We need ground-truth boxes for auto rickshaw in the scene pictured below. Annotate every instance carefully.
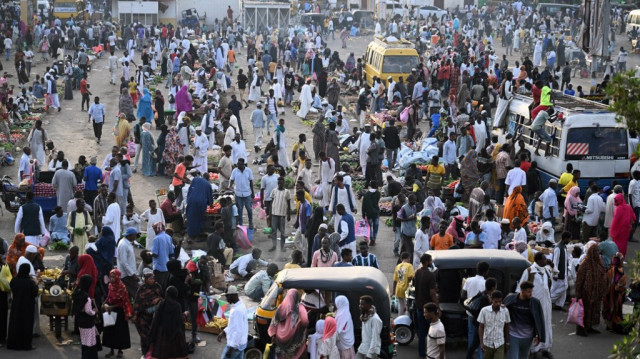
[247,267,396,359]
[427,249,530,342]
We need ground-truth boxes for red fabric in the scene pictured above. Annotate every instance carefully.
[531,85,542,104]
[76,254,98,298]
[106,268,133,320]
[531,105,549,121]
[610,193,636,257]
[80,79,88,94]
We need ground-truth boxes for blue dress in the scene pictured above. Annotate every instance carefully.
[141,131,156,176]
[136,89,155,123]
[185,177,213,237]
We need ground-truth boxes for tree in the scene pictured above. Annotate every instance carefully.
[605,69,640,135]
[609,251,640,358]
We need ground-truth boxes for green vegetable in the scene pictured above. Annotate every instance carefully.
[137,235,147,247]
[385,218,394,227]
[50,241,70,251]
[73,228,86,236]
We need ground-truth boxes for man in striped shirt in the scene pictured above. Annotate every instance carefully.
[352,241,379,268]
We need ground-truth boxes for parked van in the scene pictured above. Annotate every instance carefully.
[626,9,640,34]
[495,93,630,192]
[364,36,420,86]
[536,3,580,17]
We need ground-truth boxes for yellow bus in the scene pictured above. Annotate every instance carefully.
[53,0,84,19]
[363,36,419,86]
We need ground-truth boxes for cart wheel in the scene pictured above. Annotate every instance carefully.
[244,347,262,359]
[393,324,414,346]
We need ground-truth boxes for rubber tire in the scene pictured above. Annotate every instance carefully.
[244,347,262,359]
[394,324,414,346]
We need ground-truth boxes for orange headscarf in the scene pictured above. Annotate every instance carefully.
[503,186,529,229]
[6,233,26,275]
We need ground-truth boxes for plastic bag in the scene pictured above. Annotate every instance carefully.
[127,141,136,158]
[354,219,371,241]
[258,208,266,220]
[313,185,324,200]
[0,264,11,292]
[567,298,584,327]
[399,106,410,123]
[234,226,252,250]
[103,311,118,327]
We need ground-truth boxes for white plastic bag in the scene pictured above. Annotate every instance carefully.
[103,311,117,327]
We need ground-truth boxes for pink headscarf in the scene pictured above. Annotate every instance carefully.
[563,186,582,216]
[322,316,337,342]
[175,85,193,114]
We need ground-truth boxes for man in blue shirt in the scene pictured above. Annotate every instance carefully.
[151,222,174,290]
[88,96,105,144]
[230,158,255,228]
[83,156,102,208]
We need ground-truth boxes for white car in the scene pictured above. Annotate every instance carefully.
[417,5,447,20]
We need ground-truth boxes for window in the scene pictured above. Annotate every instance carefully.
[565,127,628,160]
[382,55,419,74]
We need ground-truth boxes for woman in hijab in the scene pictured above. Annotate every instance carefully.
[574,245,608,337]
[268,290,309,359]
[503,186,529,229]
[335,295,356,359]
[161,126,183,176]
[87,226,115,301]
[118,87,134,118]
[6,233,26,275]
[154,90,165,128]
[141,123,157,176]
[149,286,189,359]
[603,253,627,333]
[73,274,100,359]
[307,319,325,359]
[312,117,326,161]
[64,57,74,100]
[305,207,325,266]
[6,263,38,350]
[563,186,583,240]
[536,221,555,246]
[156,124,169,175]
[429,207,445,238]
[76,254,98,299]
[174,85,193,121]
[133,272,163,356]
[137,88,155,124]
[423,195,445,216]
[459,149,480,202]
[102,269,132,357]
[515,65,528,90]
[610,193,636,257]
[114,114,131,148]
[319,316,340,359]
[533,40,543,67]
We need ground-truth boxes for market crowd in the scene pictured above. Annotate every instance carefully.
[0,1,637,359]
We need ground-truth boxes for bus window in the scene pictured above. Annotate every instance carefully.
[565,127,628,160]
[382,55,419,74]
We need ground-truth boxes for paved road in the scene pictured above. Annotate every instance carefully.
[0,28,637,359]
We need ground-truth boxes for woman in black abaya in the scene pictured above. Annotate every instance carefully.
[6,263,38,350]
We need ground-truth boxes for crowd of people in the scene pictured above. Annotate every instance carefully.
[0,1,637,359]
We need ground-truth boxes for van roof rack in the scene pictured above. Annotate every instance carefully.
[513,92,609,113]
[372,36,415,48]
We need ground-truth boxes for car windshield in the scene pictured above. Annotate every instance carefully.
[565,127,628,160]
[382,55,419,74]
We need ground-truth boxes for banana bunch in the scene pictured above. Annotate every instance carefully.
[65,289,73,295]
[41,268,62,280]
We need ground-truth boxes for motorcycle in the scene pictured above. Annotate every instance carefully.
[392,286,416,345]
[0,175,25,214]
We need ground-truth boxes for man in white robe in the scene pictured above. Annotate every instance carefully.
[102,193,122,240]
[550,234,570,309]
[27,121,47,169]
[517,252,553,353]
[296,80,314,118]
[193,127,209,174]
[355,124,372,177]
[319,154,336,207]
